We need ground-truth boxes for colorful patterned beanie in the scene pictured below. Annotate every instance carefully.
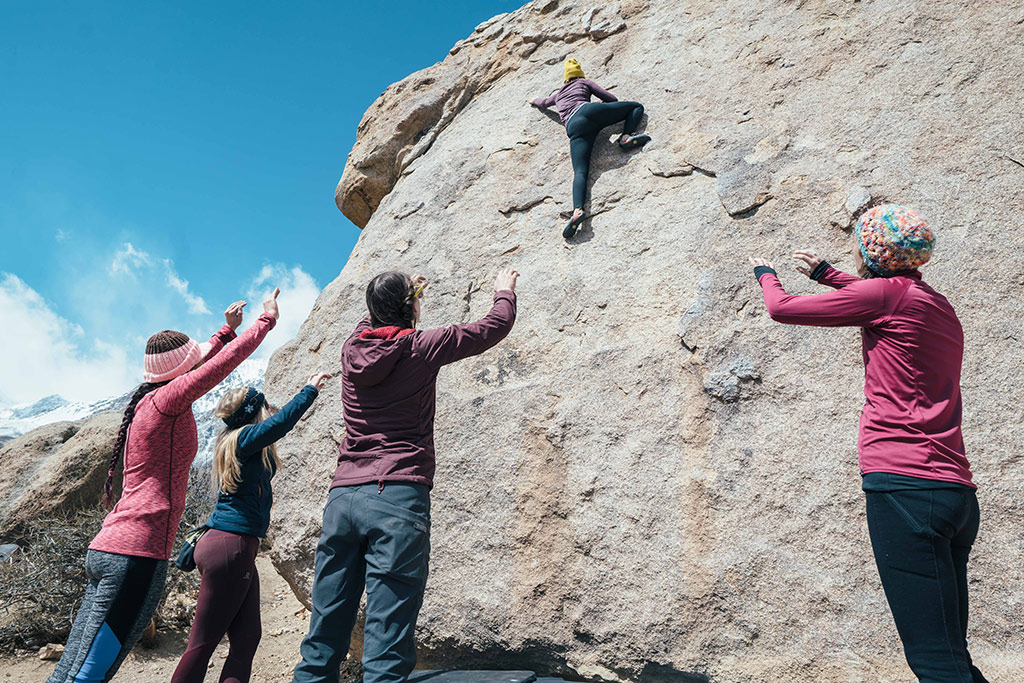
[855,205,934,276]
[143,330,212,383]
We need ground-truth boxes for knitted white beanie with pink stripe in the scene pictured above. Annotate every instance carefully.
[143,330,213,383]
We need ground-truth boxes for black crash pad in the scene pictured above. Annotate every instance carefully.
[408,672,539,683]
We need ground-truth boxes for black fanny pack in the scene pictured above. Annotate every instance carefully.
[174,525,210,572]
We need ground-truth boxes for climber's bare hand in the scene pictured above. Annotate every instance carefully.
[793,250,822,277]
[749,257,775,269]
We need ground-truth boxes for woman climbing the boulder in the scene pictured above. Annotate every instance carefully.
[292,267,519,683]
[171,372,330,683]
[749,206,987,683]
[47,290,281,683]
[530,57,650,239]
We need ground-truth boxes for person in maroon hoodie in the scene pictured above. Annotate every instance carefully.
[292,268,519,683]
[750,205,987,683]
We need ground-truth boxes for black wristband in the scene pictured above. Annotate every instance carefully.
[753,266,777,282]
[809,261,831,281]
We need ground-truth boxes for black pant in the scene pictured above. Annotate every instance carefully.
[865,488,987,682]
[565,101,644,209]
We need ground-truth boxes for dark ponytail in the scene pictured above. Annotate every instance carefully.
[104,381,168,509]
[365,271,416,329]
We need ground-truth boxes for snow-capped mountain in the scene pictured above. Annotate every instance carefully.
[0,359,267,466]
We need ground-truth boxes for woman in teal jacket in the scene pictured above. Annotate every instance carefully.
[172,373,330,683]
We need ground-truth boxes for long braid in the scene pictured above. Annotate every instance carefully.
[104,381,168,509]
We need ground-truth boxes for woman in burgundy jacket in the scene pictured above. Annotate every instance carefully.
[750,205,987,682]
[292,268,518,683]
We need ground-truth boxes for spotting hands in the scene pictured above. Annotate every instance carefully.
[494,268,519,293]
[793,250,823,277]
[263,287,281,320]
[411,273,428,297]
[307,373,332,391]
[224,301,246,331]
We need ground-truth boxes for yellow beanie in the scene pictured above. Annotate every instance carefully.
[563,58,585,83]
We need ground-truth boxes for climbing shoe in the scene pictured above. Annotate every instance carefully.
[619,134,651,149]
[563,211,585,239]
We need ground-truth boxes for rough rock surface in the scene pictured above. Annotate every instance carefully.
[0,412,121,540]
[269,1,1024,680]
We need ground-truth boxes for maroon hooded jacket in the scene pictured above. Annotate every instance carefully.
[332,290,517,490]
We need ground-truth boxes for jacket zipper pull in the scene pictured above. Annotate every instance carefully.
[378,480,384,494]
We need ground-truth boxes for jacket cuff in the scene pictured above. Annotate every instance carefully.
[215,325,238,344]
[257,312,278,329]
[810,261,831,281]
[753,266,777,283]
[494,290,517,302]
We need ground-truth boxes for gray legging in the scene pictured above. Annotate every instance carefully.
[565,100,645,209]
[47,550,167,683]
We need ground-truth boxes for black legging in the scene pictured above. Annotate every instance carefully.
[865,487,987,682]
[565,101,644,209]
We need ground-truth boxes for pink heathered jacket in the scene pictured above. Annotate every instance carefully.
[756,266,974,487]
[90,313,276,560]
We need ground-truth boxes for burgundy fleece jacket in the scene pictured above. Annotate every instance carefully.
[756,266,974,487]
[332,291,517,490]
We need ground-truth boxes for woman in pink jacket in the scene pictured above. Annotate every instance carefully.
[750,206,987,682]
[47,290,281,683]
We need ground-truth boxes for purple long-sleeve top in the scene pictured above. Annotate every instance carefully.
[332,291,517,490]
[533,78,617,124]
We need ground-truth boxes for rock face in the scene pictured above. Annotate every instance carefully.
[268,1,1024,680]
[0,412,121,540]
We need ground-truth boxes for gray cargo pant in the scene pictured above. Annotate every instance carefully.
[293,482,431,683]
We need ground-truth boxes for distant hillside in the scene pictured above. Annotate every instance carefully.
[0,359,267,466]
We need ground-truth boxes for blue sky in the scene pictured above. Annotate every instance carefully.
[0,1,521,406]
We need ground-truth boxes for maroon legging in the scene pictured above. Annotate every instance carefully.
[171,529,261,683]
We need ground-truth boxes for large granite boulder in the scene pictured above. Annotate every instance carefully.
[266,1,1024,680]
[0,412,121,540]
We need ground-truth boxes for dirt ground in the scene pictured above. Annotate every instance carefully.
[1,555,317,682]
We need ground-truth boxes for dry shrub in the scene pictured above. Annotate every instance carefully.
[0,464,216,649]
[0,507,105,649]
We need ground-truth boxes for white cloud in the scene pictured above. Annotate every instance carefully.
[108,242,210,314]
[164,263,211,315]
[244,264,321,361]
[0,273,139,406]
[110,241,152,276]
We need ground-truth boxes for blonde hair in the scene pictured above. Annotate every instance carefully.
[212,387,280,494]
